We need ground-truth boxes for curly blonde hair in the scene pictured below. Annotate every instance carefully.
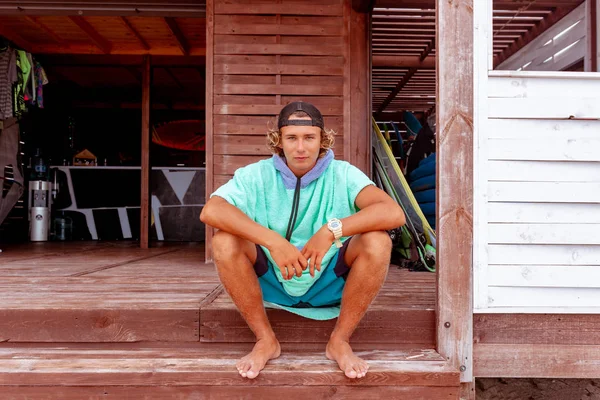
[266,111,335,158]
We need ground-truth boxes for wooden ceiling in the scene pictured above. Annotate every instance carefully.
[0,2,207,109]
[0,0,587,115]
[0,15,206,55]
[30,55,206,110]
[373,0,586,118]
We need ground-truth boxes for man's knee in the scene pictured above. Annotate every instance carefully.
[212,231,247,264]
[360,231,392,262]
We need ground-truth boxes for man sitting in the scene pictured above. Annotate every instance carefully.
[200,101,405,379]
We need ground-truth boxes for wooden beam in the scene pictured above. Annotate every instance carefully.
[124,66,142,84]
[164,67,184,89]
[0,26,33,50]
[204,0,214,262]
[352,0,375,13]
[0,1,205,17]
[35,54,206,67]
[377,0,584,8]
[461,382,476,400]
[494,6,573,67]
[372,55,435,68]
[436,0,474,385]
[474,314,600,345]
[140,55,151,249]
[23,16,63,44]
[69,16,112,54]
[474,344,600,378]
[70,101,205,110]
[591,0,598,71]
[376,39,434,114]
[164,17,190,56]
[44,66,79,86]
[121,17,151,51]
[375,68,417,114]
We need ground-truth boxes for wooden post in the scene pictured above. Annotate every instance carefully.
[586,0,599,71]
[204,0,214,261]
[436,0,474,385]
[349,5,371,175]
[140,54,151,249]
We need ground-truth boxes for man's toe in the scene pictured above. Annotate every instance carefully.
[237,362,250,377]
[345,368,358,379]
[247,368,260,379]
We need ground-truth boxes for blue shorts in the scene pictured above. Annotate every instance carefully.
[253,239,352,309]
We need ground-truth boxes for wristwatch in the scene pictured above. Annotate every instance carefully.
[327,218,343,248]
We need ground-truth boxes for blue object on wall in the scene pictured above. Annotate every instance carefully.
[409,174,436,193]
[419,202,436,216]
[419,153,436,167]
[403,111,422,138]
[409,161,436,182]
[414,189,436,203]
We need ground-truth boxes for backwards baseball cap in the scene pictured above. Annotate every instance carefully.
[277,101,324,130]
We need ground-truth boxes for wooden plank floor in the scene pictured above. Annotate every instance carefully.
[0,242,218,342]
[0,343,459,399]
[0,242,455,399]
[0,242,435,345]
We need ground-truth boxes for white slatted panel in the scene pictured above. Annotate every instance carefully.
[488,203,600,223]
[488,287,600,308]
[488,182,600,203]
[489,265,600,288]
[489,73,600,98]
[488,160,600,182]
[488,97,600,119]
[488,244,600,265]
[488,118,600,140]
[475,72,600,312]
[489,224,600,245]
[488,138,600,161]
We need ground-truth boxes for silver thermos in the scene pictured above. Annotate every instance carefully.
[29,180,52,241]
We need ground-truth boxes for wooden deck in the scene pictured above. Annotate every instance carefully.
[0,242,457,398]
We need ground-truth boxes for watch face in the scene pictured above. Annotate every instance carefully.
[329,221,341,229]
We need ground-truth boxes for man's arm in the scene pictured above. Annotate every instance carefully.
[200,196,308,278]
[200,195,279,248]
[301,185,404,276]
[340,185,405,236]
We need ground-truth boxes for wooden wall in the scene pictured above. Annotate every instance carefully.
[474,313,600,378]
[205,0,370,256]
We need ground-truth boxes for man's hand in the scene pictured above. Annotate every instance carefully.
[268,236,308,280]
[301,225,334,277]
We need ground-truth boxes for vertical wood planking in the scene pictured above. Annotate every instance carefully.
[140,55,151,249]
[436,0,474,384]
[349,7,370,174]
[205,0,215,261]
[343,0,352,163]
[592,0,599,71]
[206,0,368,260]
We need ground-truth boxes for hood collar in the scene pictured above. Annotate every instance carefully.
[273,149,334,189]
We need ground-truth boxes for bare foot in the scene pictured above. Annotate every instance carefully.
[236,337,281,379]
[326,337,369,379]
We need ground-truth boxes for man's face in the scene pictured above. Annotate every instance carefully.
[279,116,322,178]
